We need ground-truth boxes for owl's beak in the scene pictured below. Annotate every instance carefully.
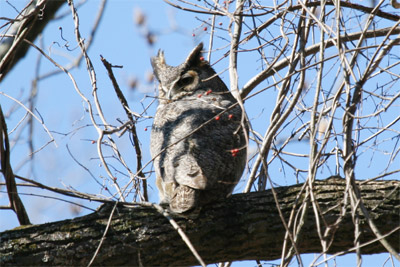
[165,86,175,100]
[166,85,179,100]
[166,89,172,100]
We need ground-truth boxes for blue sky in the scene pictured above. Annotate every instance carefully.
[0,1,399,266]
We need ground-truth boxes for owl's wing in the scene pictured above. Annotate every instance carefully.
[173,154,208,190]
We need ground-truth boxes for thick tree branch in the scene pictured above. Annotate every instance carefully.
[0,0,65,82]
[0,178,399,266]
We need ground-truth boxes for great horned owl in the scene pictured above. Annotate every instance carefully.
[150,43,248,213]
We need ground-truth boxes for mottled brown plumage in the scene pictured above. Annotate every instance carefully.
[150,43,248,213]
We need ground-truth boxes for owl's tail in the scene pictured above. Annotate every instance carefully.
[170,185,200,213]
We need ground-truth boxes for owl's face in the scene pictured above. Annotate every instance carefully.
[151,43,209,101]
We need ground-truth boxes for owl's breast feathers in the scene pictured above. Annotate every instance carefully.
[151,93,246,190]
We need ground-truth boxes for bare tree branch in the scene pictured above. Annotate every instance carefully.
[240,26,400,99]
[0,0,65,82]
[0,105,30,225]
[0,178,398,266]
[100,56,148,202]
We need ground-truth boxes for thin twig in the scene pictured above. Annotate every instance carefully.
[87,201,118,267]
[153,204,206,267]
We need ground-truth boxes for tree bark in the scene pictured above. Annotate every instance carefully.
[0,178,399,266]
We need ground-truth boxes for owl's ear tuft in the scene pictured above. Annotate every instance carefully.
[151,50,166,81]
[184,43,204,68]
[157,50,166,65]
